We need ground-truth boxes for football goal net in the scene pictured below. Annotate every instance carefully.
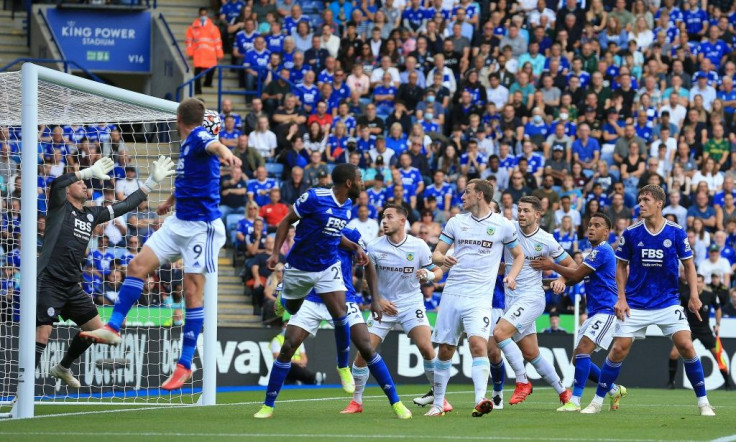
[0,64,219,419]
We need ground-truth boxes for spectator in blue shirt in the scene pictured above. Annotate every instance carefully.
[572,123,601,171]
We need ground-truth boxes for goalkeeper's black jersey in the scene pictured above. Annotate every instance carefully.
[38,172,147,284]
[678,281,720,332]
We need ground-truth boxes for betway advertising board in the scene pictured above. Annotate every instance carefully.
[10,326,733,398]
[44,8,151,73]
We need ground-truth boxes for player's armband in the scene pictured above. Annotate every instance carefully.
[504,238,519,249]
[439,233,453,244]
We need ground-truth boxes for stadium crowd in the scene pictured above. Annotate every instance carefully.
[212,0,736,322]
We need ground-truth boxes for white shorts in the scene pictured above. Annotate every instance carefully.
[289,300,365,336]
[144,215,226,274]
[366,302,430,341]
[502,295,545,341]
[613,305,690,340]
[576,313,617,351]
[281,261,346,300]
[432,294,492,346]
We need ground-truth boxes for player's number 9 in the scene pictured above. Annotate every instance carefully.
[193,244,202,259]
[483,317,490,327]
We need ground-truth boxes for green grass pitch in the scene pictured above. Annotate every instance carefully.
[0,385,733,441]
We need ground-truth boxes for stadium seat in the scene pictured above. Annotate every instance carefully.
[226,214,245,246]
[265,162,284,178]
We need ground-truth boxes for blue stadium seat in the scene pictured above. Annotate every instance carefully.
[226,214,245,245]
[265,162,284,178]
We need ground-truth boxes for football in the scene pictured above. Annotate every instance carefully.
[202,110,222,136]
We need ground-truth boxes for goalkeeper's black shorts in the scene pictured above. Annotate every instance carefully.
[36,272,98,327]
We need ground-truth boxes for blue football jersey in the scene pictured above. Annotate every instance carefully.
[306,227,364,304]
[615,220,693,310]
[175,126,221,222]
[492,273,505,310]
[424,183,453,211]
[581,241,617,316]
[288,188,352,272]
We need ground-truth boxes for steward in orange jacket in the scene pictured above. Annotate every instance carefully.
[186,13,224,69]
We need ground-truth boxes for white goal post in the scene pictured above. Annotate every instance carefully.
[4,63,219,419]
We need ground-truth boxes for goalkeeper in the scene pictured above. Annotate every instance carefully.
[36,155,175,388]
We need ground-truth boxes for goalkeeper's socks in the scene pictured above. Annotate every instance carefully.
[366,353,400,405]
[107,277,144,332]
[60,332,92,369]
[264,360,291,407]
[683,357,707,398]
[490,359,505,393]
[595,357,622,398]
[573,354,592,398]
[179,307,204,370]
[333,315,350,369]
[35,342,47,369]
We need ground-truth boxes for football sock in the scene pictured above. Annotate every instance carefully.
[572,354,591,400]
[423,359,435,386]
[498,338,527,383]
[587,362,618,395]
[107,277,144,332]
[367,354,399,405]
[472,357,491,404]
[35,342,47,369]
[531,354,566,394]
[683,357,707,398]
[60,332,92,369]
[264,360,291,407]
[668,358,678,384]
[490,360,506,393]
[333,315,350,369]
[179,307,204,370]
[588,361,600,383]
[351,364,370,404]
[432,359,452,409]
[594,357,622,400]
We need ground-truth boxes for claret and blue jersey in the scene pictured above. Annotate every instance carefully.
[287,187,352,272]
[615,220,693,310]
[175,126,221,222]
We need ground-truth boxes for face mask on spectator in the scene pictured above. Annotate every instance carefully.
[426,95,435,103]
[533,115,543,124]
[559,112,569,120]
[425,113,434,120]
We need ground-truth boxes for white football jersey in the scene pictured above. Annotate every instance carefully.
[440,212,517,298]
[368,234,433,310]
[504,222,568,299]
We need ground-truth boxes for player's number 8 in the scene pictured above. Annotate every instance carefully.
[415,309,424,319]
[193,244,202,259]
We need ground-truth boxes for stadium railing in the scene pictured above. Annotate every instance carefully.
[158,12,189,74]
[175,66,297,112]
[0,57,104,83]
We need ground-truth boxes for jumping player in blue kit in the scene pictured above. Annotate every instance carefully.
[532,212,627,412]
[82,98,242,390]
[578,185,716,416]
[254,164,412,419]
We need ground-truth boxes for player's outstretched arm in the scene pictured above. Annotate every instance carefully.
[206,140,243,168]
[504,243,525,290]
[340,236,368,266]
[48,157,114,209]
[530,257,592,285]
[267,208,299,269]
[101,156,177,223]
[615,259,631,321]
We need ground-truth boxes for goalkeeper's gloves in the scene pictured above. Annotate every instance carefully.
[142,155,176,193]
[79,157,114,181]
